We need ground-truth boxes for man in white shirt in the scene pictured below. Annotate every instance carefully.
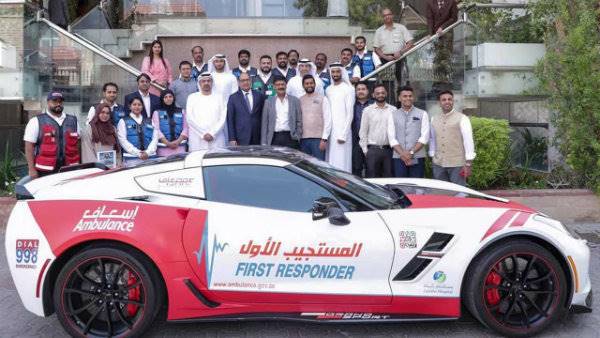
[359,84,396,178]
[186,72,228,150]
[261,76,302,148]
[429,90,476,186]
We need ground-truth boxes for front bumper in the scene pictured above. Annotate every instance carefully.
[567,238,593,313]
[571,289,593,313]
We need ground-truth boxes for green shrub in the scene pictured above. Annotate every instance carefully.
[467,117,511,189]
[532,0,600,193]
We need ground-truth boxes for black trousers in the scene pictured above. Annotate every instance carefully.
[352,137,366,177]
[272,131,299,149]
[365,146,393,178]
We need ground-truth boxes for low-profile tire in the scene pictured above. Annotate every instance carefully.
[463,240,568,337]
[53,245,164,337]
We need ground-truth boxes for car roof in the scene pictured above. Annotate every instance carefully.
[203,146,310,165]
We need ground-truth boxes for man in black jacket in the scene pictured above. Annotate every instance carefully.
[124,73,161,119]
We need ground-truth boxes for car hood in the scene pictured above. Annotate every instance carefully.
[366,177,510,203]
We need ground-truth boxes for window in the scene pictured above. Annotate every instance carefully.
[203,165,335,212]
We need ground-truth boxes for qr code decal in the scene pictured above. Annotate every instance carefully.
[398,231,417,249]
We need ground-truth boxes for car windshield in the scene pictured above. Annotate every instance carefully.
[294,158,402,210]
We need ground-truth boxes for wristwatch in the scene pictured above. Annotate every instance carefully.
[409,150,415,157]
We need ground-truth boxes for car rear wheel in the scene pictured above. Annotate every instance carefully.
[53,245,163,337]
[464,240,568,337]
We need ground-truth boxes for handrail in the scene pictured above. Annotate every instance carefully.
[360,17,465,81]
[458,2,528,10]
[36,11,165,92]
[360,2,528,82]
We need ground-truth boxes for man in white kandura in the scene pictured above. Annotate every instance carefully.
[286,58,324,98]
[326,62,356,172]
[208,54,239,103]
[185,72,227,150]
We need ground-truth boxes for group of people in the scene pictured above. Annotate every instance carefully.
[24,4,471,186]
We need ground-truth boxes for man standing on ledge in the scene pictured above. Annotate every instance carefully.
[373,8,414,86]
[429,90,475,186]
[426,0,459,88]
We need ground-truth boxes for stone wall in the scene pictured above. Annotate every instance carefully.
[0,3,24,69]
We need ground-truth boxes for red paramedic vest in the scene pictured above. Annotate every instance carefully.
[34,113,80,172]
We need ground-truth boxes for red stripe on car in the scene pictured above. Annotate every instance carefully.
[36,259,51,298]
[481,210,519,242]
[509,212,531,227]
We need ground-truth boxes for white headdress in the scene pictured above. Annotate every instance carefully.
[329,61,351,85]
[196,71,213,91]
[208,54,232,74]
[295,58,318,78]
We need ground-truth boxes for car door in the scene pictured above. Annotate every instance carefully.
[182,163,394,305]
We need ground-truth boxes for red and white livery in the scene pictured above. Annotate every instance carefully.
[5,147,592,337]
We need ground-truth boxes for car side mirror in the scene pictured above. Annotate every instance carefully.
[312,197,350,226]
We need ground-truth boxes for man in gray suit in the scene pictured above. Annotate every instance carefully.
[261,76,302,148]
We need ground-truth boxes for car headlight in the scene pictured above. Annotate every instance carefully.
[533,214,581,239]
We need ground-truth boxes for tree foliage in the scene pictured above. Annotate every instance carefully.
[462,0,545,43]
[533,0,600,192]
[294,0,400,29]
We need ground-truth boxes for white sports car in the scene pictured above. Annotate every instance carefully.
[5,147,592,337]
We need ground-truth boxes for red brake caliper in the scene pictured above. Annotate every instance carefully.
[126,272,140,316]
[485,269,502,305]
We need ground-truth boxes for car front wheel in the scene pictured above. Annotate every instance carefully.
[464,240,568,337]
[53,245,163,337]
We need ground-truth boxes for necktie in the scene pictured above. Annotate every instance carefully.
[244,92,252,113]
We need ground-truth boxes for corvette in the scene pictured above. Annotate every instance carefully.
[5,147,592,337]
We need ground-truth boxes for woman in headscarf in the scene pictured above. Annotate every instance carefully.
[82,102,122,167]
[152,89,189,156]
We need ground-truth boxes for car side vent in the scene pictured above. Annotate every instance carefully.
[393,257,432,281]
[421,233,454,252]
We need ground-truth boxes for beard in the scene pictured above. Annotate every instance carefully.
[261,67,271,73]
[51,105,64,114]
[375,96,386,103]
[304,87,315,94]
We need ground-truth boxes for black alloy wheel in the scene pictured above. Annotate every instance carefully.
[464,240,568,337]
[54,246,163,337]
